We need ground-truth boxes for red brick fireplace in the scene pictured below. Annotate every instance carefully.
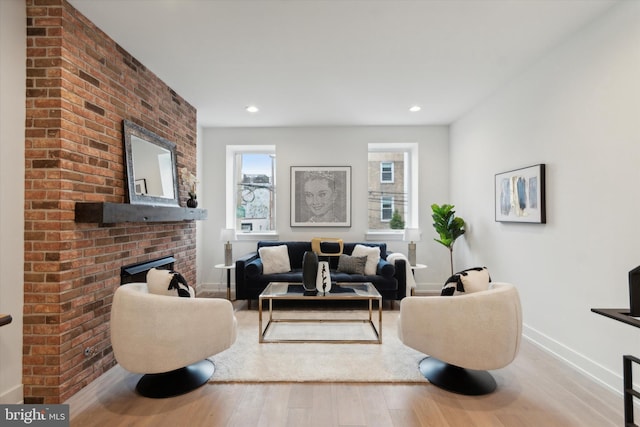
[25,0,199,403]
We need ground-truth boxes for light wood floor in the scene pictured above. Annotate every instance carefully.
[66,336,623,426]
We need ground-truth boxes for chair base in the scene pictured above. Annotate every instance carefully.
[419,357,497,395]
[136,359,215,398]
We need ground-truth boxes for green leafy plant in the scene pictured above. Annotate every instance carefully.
[389,210,405,229]
[431,203,466,276]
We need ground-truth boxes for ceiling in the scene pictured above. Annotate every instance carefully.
[67,0,618,128]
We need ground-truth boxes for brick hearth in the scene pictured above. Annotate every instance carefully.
[24,0,198,403]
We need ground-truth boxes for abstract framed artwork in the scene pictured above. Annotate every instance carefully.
[290,166,351,227]
[495,164,546,223]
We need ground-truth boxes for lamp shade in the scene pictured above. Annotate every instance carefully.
[220,228,235,242]
[404,228,422,242]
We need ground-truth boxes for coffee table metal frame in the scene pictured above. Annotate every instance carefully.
[258,282,382,344]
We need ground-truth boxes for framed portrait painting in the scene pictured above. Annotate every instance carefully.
[291,166,351,227]
[495,164,546,223]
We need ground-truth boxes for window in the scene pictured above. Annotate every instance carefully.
[226,146,276,234]
[381,196,393,221]
[380,162,394,183]
[367,143,418,231]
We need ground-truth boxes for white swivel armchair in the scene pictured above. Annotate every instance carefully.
[398,282,522,395]
[110,282,237,398]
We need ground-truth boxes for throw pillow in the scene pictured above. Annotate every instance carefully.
[441,266,491,296]
[146,267,195,298]
[258,244,291,274]
[337,254,367,275]
[351,244,380,276]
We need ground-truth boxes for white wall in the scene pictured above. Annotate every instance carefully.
[450,1,640,394]
[198,126,450,291]
[0,0,26,404]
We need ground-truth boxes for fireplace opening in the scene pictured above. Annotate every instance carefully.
[120,255,176,285]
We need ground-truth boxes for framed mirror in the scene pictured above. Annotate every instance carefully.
[123,120,180,206]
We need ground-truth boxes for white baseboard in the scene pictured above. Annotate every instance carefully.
[198,282,224,293]
[0,383,23,404]
[523,323,623,397]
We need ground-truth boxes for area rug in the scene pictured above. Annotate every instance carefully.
[209,308,428,383]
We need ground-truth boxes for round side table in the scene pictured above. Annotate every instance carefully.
[214,263,235,300]
[409,263,427,296]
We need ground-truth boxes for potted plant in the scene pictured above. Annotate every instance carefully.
[431,203,466,276]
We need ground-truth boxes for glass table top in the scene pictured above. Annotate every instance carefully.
[260,282,381,299]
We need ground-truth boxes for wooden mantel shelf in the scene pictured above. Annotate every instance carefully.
[75,202,207,225]
[0,314,12,327]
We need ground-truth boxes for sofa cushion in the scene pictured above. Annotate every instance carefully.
[259,245,292,274]
[343,242,387,259]
[351,244,380,276]
[337,254,367,275]
[441,267,491,296]
[257,241,311,269]
[147,268,195,298]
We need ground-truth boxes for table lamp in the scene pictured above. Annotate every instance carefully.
[220,228,235,266]
[404,228,422,267]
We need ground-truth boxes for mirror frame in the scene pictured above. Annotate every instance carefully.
[123,120,180,207]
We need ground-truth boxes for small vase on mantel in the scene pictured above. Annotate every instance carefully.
[186,194,198,208]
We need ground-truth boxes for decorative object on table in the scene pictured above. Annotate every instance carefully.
[316,261,332,294]
[302,251,319,291]
[179,166,200,208]
[290,166,351,227]
[494,163,546,223]
[403,228,421,266]
[220,228,235,266]
[431,204,465,276]
[311,237,344,256]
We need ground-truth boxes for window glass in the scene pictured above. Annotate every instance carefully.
[368,144,417,231]
[231,150,275,233]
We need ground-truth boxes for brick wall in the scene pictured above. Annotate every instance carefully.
[25,0,198,403]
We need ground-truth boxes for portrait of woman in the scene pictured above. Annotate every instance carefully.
[291,166,351,227]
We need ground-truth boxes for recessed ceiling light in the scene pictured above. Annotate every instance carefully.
[409,105,421,112]
[246,105,259,113]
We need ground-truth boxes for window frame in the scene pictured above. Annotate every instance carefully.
[380,161,394,183]
[366,143,419,239]
[225,145,277,239]
[380,196,394,222]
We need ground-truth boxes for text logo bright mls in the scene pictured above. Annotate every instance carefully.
[1,405,69,426]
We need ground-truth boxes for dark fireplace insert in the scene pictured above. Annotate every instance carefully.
[120,255,175,285]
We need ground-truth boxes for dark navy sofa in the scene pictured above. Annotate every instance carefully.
[234,241,407,303]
